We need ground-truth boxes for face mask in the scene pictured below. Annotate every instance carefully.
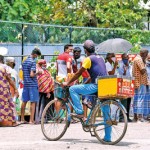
[42,66,46,70]
[34,57,37,61]
[69,52,73,56]
[122,59,128,65]
[38,56,41,59]
[111,57,116,62]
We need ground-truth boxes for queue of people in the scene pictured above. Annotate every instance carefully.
[1,41,150,127]
[104,50,150,122]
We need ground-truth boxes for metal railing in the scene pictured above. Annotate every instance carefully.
[1,20,150,56]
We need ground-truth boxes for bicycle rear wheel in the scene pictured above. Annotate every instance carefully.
[41,99,69,141]
[92,99,127,145]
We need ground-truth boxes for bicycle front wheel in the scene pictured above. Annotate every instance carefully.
[92,99,127,145]
[41,99,69,141]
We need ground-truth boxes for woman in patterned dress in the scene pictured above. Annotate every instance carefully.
[0,55,19,127]
[35,59,54,124]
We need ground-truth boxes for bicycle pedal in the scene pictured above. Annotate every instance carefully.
[106,120,118,125]
[90,132,96,137]
[83,124,90,127]
[91,134,96,137]
[70,113,84,119]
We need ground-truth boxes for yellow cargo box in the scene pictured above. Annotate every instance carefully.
[97,75,134,99]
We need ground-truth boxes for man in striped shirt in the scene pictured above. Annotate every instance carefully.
[21,48,41,124]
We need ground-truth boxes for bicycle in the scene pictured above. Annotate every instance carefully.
[41,82,128,145]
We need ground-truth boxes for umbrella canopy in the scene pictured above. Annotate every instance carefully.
[96,38,133,53]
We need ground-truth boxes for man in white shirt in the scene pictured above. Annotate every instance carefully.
[105,53,118,75]
[118,53,132,122]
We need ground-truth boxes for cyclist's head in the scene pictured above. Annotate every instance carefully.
[83,40,95,54]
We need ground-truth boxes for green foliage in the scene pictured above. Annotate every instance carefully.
[1,21,150,54]
[130,43,141,53]
[47,51,60,78]
[0,0,150,54]
[0,0,148,29]
[50,51,59,62]
[143,0,149,4]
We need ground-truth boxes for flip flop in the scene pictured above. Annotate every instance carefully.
[29,122,36,125]
[20,121,28,124]
[12,122,22,127]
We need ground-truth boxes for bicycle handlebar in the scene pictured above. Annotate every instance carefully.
[54,80,61,85]
[54,80,70,88]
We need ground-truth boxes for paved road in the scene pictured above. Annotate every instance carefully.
[0,122,150,150]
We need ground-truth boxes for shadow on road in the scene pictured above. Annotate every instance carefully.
[59,138,137,146]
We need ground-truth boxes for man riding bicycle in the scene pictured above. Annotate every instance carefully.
[62,40,112,142]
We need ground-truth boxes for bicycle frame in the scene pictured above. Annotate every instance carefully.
[92,100,127,127]
[41,83,128,145]
[58,95,96,126]
[55,82,127,128]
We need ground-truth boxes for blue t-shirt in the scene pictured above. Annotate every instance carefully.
[22,56,38,87]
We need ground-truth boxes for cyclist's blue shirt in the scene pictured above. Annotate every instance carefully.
[22,56,38,87]
[82,54,107,83]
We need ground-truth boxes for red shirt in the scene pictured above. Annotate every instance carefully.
[57,52,72,77]
[57,52,72,63]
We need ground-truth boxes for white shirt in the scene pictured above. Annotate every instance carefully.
[118,60,132,77]
[105,61,118,75]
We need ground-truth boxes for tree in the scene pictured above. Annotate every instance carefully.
[1,0,150,53]
[0,0,148,29]
[143,0,149,3]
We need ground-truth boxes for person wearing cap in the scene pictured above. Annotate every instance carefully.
[6,57,18,97]
[6,57,16,68]
[62,40,112,142]
[5,57,19,121]
[35,59,54,124]
[21,48,42,124]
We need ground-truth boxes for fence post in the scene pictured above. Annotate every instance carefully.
[21,24,24,60]
[69,27,72,44]
[148,10,150,30]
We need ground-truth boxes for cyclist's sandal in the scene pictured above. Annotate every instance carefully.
[102,138,111,142]
[82,100,92,109]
